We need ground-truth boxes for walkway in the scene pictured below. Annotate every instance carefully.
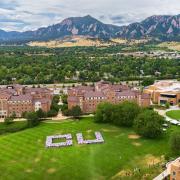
[153,169,168,180]
[154,106,180,125]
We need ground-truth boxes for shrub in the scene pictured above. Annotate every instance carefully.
[113,101,141,127]
[165,102,170,109]
[170,131,180,155]
[26,112,40,128]
[4,117,14,125]
[134,110,164,138]
[94,102,115,123]
[47,109,58,117]
[68,106,82,119]
[142,77,155,87]
[36,109,47,119]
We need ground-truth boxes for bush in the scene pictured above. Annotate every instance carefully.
[4,117,14,125]
[170,131,180,155]
[113,101,141,127]
[26,112,40,128]
[165,102,170,109]
[36,109,47,119]
[134,110,165,138]
[94,102,115,123]
[95,101,140,127]
[68,106,82,119]
[142,77,155,87]
[61,94,68,104]
[47,109,58,117]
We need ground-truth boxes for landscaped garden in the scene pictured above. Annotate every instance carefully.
[0,117,179,180]
[166,110,180,120]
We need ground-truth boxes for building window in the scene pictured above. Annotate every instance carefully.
[172,171,176,176]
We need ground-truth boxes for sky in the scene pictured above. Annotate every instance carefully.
[0,0,180,32]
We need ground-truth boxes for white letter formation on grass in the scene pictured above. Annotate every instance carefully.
[45,132,104,148]
[76,132,104,145]
[46,134,73,148]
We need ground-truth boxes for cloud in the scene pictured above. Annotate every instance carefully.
[0,0,180,31]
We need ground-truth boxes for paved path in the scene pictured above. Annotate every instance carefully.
[155,106,180,125]
[153,170,168,180]
[0,114,94,123]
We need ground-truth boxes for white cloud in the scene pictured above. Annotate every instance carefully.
[0,0,180,31]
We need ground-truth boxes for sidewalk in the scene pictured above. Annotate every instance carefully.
[154,106,180,125]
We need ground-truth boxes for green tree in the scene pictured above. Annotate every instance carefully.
[113,101,141,127]
[26,112,39,128]
[47,109,58,117]
[94,102,115,123]
[142,77,155,87]
[61,94,68,104]
[170,131,180,155]
[134,110,164,138]
[165,102,170,109]
[36,109,46,119]
[68,106,82,119]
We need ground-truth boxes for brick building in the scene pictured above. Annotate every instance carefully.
[0,85,53,118]
[68,81,150,113]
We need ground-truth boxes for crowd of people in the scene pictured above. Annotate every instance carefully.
[45,132,104,148]
[45,134,73,148]
[76,132,104,145]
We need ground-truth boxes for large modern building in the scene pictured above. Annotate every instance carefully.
[144,80,180,106]
[0,84,53,118]
[68,81,150,113]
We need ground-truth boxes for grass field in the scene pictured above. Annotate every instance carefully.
[166,110,180,120]
[0,117,179,180]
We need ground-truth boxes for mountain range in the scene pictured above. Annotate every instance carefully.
[0,14,180,43]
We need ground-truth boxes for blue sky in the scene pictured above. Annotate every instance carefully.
[0,0,180,31]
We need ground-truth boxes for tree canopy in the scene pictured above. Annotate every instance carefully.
[134,110,165,138]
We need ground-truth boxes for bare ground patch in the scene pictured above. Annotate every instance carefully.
[141,154,162,166]
[111,170,133,179]
[132,142,142,146]
[25,169,33,173]
[128,134,141,139]
[34,157,40,163]
[47,168,57,174]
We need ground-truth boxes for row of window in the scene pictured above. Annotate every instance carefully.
[117,96,135,99]
[8,101,31,104]
[85,97,106,100]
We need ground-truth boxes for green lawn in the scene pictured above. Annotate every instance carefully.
[0,117,179,180]
[0,121,27,135]
[166,110,180,120]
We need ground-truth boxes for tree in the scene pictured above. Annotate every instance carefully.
[11,112,16,119]
[36,109,46,119]
[134,110,165,138]
[68,106,82,119]
[47,109,58,117]
[165,102,170,109]
[94,102,115,123]
[113,101,141,127]
[142,77,155,87]
[170,131,180,155]
[61,94,68,104]
[26,112,40,128]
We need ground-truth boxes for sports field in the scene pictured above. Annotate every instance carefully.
[0,117,178,180]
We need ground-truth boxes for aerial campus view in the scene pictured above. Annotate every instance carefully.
[0,1,180,180]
